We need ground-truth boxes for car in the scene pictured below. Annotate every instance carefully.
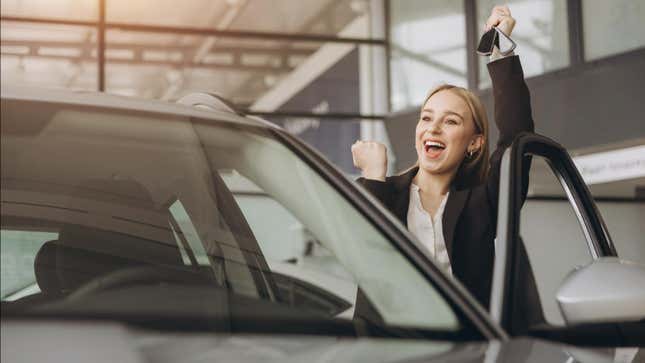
[1,86,643,363]
[488,133,645,348]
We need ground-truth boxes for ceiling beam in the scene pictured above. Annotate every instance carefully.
[0,52,294,73]
[0,39,315,57]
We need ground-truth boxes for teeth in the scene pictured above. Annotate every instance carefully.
[424,141,445,148]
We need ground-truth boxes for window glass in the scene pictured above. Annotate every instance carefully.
[105,0,375,39]
[102,33,372,173]
[389,0,467,111]
[519,156,594,326]
[262,115,363,175]
[594,202,645,266]
[193,122,459,329]
[1,97,461,335]
[1,230,57,300]
[222,171,356,318]
[169,199,211,265]
[0,22,98,91]
[477,0,569,88]
[582,0,645,60]
[1,0,97,21]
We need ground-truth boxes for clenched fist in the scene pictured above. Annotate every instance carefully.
[351,140,387,181]
[485,5,515,37]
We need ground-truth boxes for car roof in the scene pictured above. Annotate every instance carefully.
[1,84,279,130]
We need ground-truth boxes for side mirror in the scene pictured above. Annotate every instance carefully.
[556,257,645,325]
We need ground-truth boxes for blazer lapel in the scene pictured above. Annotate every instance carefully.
[388,166,469,262]
[442,188,469,261]
[389,166,418,225]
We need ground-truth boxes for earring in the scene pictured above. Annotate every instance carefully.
[467,149,474,158]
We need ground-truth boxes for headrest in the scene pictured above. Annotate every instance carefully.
[33,240,62,296]
[33,178,182,295]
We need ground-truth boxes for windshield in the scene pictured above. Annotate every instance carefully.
[1,98,470,338]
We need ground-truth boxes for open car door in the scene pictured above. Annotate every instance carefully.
[490,133,645,347]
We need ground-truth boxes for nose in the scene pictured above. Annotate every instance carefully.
[418,118,442,139]
[429,119,443,134]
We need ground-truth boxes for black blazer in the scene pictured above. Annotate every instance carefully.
[357,55,534,309]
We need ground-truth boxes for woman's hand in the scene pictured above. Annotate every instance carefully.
[351,140,387,181]
[485,5,516,37]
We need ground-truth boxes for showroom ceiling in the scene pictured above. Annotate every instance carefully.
[1,0,372,105]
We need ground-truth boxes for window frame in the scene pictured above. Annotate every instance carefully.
[490,132,617,333]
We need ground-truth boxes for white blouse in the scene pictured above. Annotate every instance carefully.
[407,183,452,275]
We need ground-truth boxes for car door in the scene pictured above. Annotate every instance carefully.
[490,133,645,347]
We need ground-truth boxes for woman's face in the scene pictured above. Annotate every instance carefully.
[415,90,482,176]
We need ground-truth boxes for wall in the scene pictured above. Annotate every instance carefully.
[520,199,644,326]
[597,201,645,262]
[479,49,645,151]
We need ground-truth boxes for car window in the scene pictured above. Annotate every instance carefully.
[519,156,594,326]
[1,230,57,300]
[221,171,357,318]
[1,98,463,336]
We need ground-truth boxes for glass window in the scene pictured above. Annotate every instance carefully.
[389,0,467,112]
[477,0,569,88]
[1,230,58,300]
[1,0,375,38]
[582,0,645,60]
[1,96,463,336]
[0,22,98,91]
[595,201,645,266]
[104,30,326,104]
[105,0,375,39]
[263,115,363,174]
[221,171,357,318]
[1,0,97,21]
[104,30,380,113]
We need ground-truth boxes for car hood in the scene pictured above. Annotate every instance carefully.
[2,320,638,363]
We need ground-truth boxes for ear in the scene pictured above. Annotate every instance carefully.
[468,134,484,153]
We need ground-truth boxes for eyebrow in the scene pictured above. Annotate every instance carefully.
[421,109,465,120]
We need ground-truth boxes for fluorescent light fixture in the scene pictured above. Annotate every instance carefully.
[573,145,645,185]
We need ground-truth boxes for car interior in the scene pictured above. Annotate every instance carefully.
[0,99,335,323]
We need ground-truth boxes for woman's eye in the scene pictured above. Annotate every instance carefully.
[446,119,458,125]
[422,116,431,122]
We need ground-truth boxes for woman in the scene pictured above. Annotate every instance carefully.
[352,6,534,311]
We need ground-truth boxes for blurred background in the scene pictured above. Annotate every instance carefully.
[1,0,643,251]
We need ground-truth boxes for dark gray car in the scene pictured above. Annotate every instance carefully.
[1,86,642,362]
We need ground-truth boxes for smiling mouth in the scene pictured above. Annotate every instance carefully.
[424,140,446,158]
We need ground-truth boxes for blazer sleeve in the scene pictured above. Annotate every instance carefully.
[356,177,393,207]
[485,55,535,212]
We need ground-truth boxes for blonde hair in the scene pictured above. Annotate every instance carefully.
[409,84,490,189]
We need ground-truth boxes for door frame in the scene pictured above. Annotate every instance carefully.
[489,133,617,332]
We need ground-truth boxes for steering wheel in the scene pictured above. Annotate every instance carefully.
[67,265,210,301]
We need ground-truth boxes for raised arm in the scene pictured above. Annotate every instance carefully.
[352,140,393,207]
[484,6,535,211]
